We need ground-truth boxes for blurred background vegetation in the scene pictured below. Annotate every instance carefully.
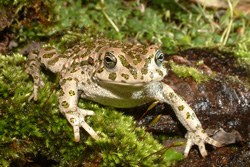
[0,0,249,166]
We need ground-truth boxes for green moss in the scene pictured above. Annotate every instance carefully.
[170,61,213,83]
[0,53,183,166]
[232,36,250,73]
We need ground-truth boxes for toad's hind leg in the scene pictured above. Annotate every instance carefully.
[26,51,45,101]
[26,47,67,101]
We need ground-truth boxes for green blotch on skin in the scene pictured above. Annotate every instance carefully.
[141,67,148,75]
[186,112,191,119]
[130,69,137,79]
[61,100,69,108]
[178,105,184,111]
[170,61,213,83]
[108,72,117,81]
[66,110,74,114]
[97,67,104,73]
[67,77,73,81]
[70,117,75,123]
[69,90,76,96]
[42,53,55,58]
[156,69,164,76]
[121,73,129,80]
[169,92,174,99]
[119,55,130,68]
[48,57,60,66]
[80,60,89,66]
[133,59,140,65]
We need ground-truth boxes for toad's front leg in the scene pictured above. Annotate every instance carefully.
[160,83,223,157]
[59,77,99,142]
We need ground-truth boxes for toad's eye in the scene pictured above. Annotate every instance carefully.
[104,52,117,69]
[155,50,164,66]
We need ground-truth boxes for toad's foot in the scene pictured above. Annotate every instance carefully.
[70,108,99,142]
[184,130,223,157]
[28,80,45,101]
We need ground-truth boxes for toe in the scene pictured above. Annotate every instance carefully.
[73,125,80,142]
[198,142,207,157]
[184,139,193,157]
[78,108,95,116]
[80,121,99,140]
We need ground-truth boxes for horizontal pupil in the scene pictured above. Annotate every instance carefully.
[105,57,113,63]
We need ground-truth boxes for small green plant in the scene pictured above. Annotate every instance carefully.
[169,61,213,83]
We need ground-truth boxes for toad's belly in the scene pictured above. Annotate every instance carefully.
[80,90,153,108]
[90,96,151,108]
[79,83,154,108]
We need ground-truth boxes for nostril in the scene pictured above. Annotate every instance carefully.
[150,72,154,79]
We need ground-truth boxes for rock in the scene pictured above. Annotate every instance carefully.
[125,48,250,166]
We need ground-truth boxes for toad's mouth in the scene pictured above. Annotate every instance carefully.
[99,80,147,87]
[95,77,163,87]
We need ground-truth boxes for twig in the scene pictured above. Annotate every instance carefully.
[102,10,120,32]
